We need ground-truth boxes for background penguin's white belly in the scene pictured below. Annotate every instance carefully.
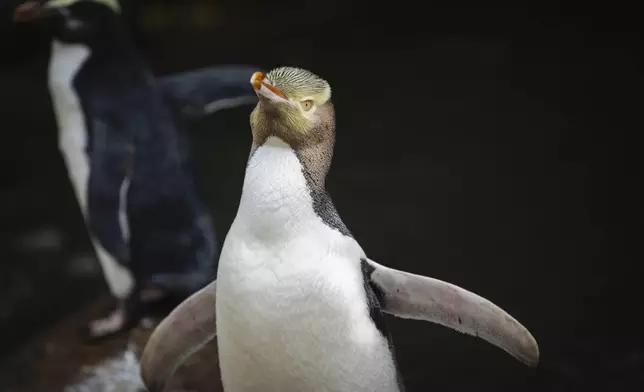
[48,40,91,214]
[216,137,400,392]
[48,40,134,299]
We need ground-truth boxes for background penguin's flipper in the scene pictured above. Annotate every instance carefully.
[158,65,261,121]
[140,280,220,392]
[365,259,540,368]
[86,119,133,269]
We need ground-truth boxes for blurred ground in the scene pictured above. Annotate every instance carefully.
[0,294,220,392]
[0,1,643,391]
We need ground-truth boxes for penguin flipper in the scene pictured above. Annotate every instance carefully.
[158,65,260,120]
[140,280,220,392]
[364,259,540,367]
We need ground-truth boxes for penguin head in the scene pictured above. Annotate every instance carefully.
[250,67,335,148]
[13,0,121,45]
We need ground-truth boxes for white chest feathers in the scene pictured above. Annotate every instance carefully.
[215,137,400,392]
[48,39,91,211]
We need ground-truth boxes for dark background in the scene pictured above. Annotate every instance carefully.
[0,0,642,391]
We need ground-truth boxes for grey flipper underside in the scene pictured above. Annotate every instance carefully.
[360,259,406,391]
[158,65,261,121]
[364,258,540,367]
[140,280,221,392]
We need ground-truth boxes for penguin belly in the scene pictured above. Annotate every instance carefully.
[216,238,400,392]
[48,39,135,299]
[215,138,400,392]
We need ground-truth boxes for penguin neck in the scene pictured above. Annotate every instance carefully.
[238,136,331,240]
[48,39,90,120]
[47,39,91,180]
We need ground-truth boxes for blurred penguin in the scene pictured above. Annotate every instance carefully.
[13,0,259,340]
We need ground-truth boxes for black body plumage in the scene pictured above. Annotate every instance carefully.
[74,25,217,295]
[20,0,259,337]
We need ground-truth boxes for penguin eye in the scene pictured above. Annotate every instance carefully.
[301,100,314,112]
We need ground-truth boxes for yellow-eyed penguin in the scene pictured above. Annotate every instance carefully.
[140,67,540,392]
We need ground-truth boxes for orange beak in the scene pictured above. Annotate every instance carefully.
[250,72,291,104]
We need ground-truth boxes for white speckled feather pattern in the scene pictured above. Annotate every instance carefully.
[216,136,400,392]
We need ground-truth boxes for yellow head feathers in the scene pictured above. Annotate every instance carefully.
[250,67,335,139]
[265,67,331,105]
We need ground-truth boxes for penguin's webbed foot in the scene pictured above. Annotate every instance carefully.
[79,288,185,343]
[79,298,141,343]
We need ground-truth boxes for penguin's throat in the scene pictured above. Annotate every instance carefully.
[48,40,90,106]
[238,137,319,237]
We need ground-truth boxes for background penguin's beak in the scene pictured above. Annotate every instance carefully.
[13,1,58,23]
[250,72,291,105]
